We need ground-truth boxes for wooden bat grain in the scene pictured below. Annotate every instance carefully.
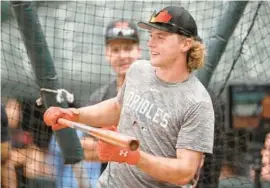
[57,118,139,151]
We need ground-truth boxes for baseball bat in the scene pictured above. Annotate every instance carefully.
[57,118,140,151]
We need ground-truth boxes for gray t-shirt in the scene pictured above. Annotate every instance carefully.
[218,176,270,188]
[88,79,117,106]
[97,60,215,188]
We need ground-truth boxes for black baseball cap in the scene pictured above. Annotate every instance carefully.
[105,19,139,43]
[138,6,199,39]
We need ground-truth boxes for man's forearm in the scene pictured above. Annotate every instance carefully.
[1,161,17,188]
[1,142,10,163]
[136,151,196,185]
[77,98,121,127]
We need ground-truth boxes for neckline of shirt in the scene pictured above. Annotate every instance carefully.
[150,66,193,87]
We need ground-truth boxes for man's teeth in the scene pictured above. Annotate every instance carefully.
[152,52,159,55]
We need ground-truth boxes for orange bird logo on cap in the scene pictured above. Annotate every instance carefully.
[150,10,172,23]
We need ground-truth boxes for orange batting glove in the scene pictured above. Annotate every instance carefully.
[43,107,79,131]
[97,126,140,165]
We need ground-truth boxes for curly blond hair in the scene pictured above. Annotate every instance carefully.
[187,40,206,72]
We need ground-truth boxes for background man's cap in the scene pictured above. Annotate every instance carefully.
[138,6,199,39]
[105,19,139,43]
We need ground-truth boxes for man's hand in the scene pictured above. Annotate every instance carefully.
[43,107,79,131]
[261,133,270,181]
[250,133,270,181]
[97,126,140,165]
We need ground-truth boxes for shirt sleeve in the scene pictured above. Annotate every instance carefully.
[176,101,215,154]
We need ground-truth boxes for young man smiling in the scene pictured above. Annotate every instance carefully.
[43,6,215,188]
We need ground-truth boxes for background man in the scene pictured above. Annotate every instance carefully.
[81,19,141,175]
[46,19,141,188]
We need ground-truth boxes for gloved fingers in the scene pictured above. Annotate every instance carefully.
[52,123,68,131]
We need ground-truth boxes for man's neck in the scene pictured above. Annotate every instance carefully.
[154,62,190,83]
[116,75,125,91]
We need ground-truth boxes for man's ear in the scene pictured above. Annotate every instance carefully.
[180,38,193,53]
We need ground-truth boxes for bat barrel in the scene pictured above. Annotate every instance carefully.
[129,140,140,151]
[88,128,139,151]
[57,118,140,151]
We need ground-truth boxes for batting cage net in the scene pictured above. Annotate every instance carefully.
[1,1,270,188]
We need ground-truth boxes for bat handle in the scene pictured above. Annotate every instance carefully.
[58,118,91,133]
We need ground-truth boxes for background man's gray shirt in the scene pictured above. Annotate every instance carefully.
[97,60,215,188]
[88,79,117,106]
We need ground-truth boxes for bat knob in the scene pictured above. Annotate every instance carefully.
[129,140,140,151]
